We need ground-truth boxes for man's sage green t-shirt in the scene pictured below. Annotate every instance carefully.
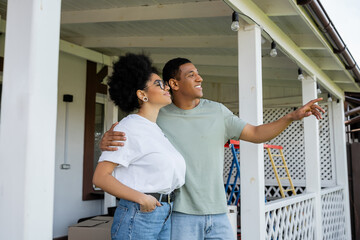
[157,99,247,215]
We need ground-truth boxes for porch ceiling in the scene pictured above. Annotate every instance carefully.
[0,0,358,99]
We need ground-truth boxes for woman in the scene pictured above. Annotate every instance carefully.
[93,53,186,240]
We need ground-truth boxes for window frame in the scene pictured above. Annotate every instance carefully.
[82,60,108,200]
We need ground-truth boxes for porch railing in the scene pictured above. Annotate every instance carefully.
[265,192,316,240]
[264,186,348,240]
[321,186,347,240]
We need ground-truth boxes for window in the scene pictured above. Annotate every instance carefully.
[92,94,106,191]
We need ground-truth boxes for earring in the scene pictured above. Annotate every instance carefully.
[143,96,148,102]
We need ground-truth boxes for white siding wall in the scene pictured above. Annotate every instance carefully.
[53,52,102,238]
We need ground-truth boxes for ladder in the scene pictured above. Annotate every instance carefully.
[224,140,296,201]
[224,140,241,205]
[264,144,296,198]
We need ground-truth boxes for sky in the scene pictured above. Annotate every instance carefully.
[320,0,360,64]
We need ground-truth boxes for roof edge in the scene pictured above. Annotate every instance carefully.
[297,0,360,84]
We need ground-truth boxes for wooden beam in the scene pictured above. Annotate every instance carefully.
[61,1,231,24]
[153,54,297,69]
[152,64,238,78]
[96,66,108,84]
[0,56,3,72]
[289,34,326,50]
[311,57,343,71]
[59,40,113,66]
[64,35,237,49]
[262,0,298,16]
[151,54,238,67]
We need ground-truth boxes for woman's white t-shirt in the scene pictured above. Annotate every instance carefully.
[98,114,186,194]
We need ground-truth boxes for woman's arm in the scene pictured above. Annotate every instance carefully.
[93,161,161,212]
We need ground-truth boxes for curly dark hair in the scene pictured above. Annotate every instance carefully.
[108,53,158,113]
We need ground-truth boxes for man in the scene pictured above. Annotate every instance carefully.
[100,58,324,240]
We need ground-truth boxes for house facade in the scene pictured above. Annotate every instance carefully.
[0,0,358,239]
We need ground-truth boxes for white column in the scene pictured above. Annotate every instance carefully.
[302,76,322,239]
[238,24,265,240]
[0,1,61,240]
[332,100,352,239]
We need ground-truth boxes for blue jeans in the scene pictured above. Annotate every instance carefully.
[171,212,236,240]
[111,199,173,240]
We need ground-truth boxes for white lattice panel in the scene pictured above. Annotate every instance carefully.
[265,186,306,199]
[263,104,334,187]
[265,198,315,240]
[321,189,347,240]
[224,104,335,189]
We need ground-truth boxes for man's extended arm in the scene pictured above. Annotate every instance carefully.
[239,98,325,143]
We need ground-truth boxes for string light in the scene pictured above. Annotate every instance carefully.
[231,11,240,32]
[327,93,333,102]
[297,68,304,81]
[270,41,277,57]
[317,84,322,94]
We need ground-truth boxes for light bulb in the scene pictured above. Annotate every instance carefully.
[231,11,240,32]
[327,93,332,102]
[231,21,240,31]
[298,74,304,81]
[317,86,322,94]
[297,68,304,81]
[270,48,277,57]
[270,41,277,57]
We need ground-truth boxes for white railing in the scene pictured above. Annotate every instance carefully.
[321,186,347,240]
[265,193,316,240]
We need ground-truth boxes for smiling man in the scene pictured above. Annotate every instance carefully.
[101,57,324,240]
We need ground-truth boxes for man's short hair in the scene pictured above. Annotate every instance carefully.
[162,57,192,83]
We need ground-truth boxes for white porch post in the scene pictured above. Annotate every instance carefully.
[332,100,352,238]
[238,24,265,239]
[0,1,61,240]
[302,76,322,239]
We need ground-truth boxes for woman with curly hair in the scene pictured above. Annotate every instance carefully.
[92,53,186,240]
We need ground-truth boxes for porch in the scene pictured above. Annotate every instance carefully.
[0,0,357,239]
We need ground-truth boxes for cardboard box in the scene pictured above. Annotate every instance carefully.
[68,216,113,240]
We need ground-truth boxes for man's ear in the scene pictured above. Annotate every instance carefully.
[169,78,179,91]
